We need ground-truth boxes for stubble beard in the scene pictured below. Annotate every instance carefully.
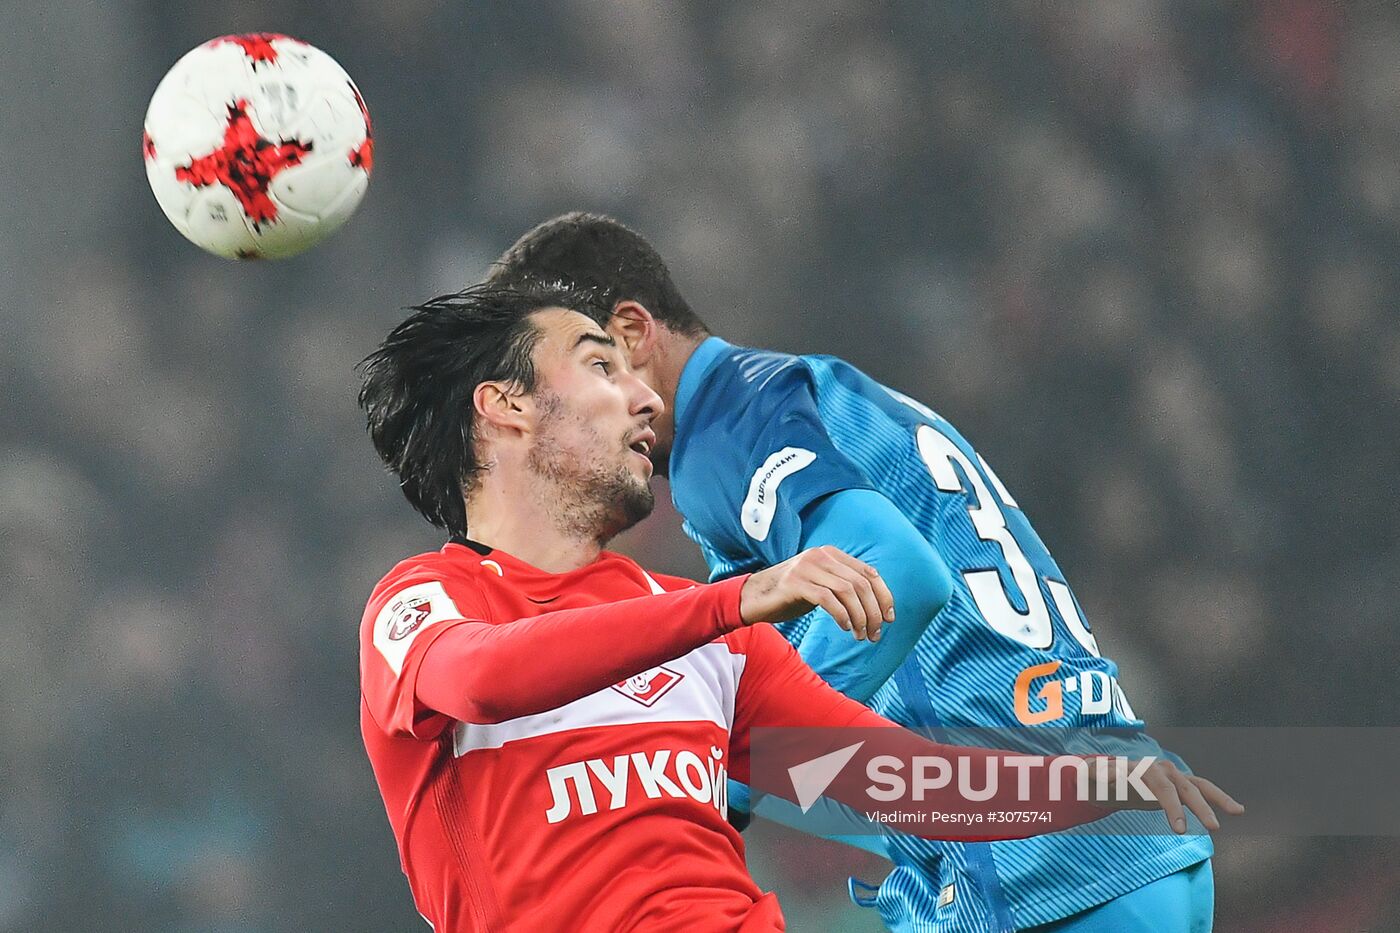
[527,393,656,546]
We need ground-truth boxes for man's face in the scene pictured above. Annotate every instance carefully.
[523,308,663,542]
[600,314,677,475]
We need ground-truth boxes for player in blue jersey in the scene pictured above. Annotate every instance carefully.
[486,213,1221,933]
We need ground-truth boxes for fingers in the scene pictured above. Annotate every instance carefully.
[765,547,895,639]
[853,555,895,624]
[1171,769,1218,831]
[1141,765,1188,834]
[826,561,884,641]
[1093,759,1241,837]
[811,569,879,641]
[1189,776,1245,816]
[1144,763,1246,834]
[871,570,895,624]
[819,547,895,622]
[804,580,853,633]
[813,547,893,639]
[812,565,873,638]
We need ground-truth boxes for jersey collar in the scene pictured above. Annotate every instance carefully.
[673,335,732,435]
[448,535,493,555]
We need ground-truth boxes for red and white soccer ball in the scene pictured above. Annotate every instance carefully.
[143,34,373,260]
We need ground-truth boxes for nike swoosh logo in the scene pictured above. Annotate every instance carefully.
[526,595,561,605]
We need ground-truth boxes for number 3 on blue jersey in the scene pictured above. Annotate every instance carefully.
[914,423,1101,658]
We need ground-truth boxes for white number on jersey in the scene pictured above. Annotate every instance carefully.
[913,423,1104,659]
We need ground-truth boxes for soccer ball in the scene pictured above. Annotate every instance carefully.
[143,34,373,260]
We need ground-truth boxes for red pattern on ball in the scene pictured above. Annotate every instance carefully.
[207,33,298,66]
[348,82,374,172]
[174,99,313,229]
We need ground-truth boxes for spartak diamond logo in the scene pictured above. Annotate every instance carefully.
[612,666,684,707]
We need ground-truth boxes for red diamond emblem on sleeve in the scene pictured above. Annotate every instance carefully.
[611,666,684,707]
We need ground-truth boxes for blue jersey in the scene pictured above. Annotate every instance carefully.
[668,338,1212,932]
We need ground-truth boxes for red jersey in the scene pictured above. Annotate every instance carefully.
[359,541,864,933]
[360,541,1107,931]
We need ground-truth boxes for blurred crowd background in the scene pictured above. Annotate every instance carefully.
[3,0,1398,930]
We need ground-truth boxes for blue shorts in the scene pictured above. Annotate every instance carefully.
[1022,860,1214,933]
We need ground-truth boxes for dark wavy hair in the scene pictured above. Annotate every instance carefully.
[487,211,709,338]
[357,281,608,538]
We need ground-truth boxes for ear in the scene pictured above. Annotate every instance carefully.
[473,380,532,436]
[607,300,659,368]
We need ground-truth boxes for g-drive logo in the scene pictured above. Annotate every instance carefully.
[742,447,817,542]
[1014,660,1134,725]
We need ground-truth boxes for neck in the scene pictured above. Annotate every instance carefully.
[464,469,604,573]
[655,331,706,404]
[649,331,706,475]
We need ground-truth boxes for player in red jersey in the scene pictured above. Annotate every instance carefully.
[355,284,1239,932]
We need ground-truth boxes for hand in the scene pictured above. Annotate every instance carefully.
[739,546,895,642]
[1093,758,1244,834]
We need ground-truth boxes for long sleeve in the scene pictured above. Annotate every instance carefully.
[725,489,950,835]
[790,489,952,703]
[736,783,892,858]
[362,569,750,740]
[415,575,750,725]
[730,625,1105,842]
